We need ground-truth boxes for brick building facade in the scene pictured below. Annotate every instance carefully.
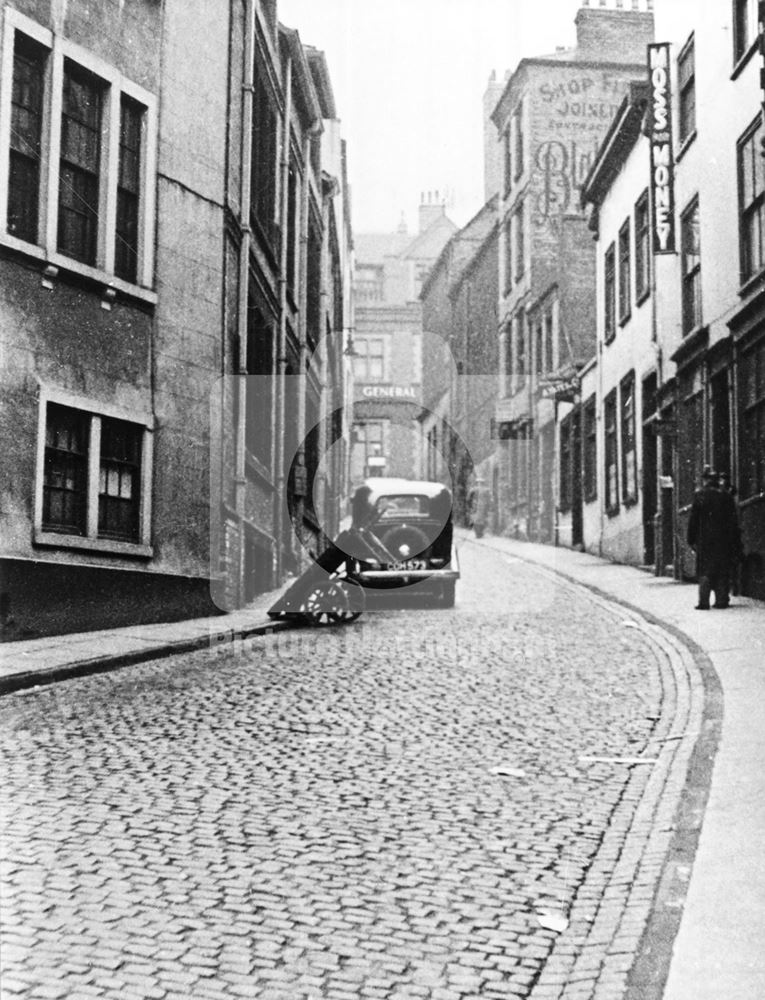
[491,1,654,544]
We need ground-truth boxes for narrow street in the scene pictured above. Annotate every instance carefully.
[1,540,678,1000]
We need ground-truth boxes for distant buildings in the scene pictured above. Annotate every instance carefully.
[0,0,353,636]
[350,195,456,486]
[491,0,655,545]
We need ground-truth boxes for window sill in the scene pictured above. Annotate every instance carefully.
[635,286,650,308]
[731,40,758,81]
[676,129,697,164]
[0,233,157,305]
[606,505,620,519]
[604,331,616,346]
[623,495,638,509]
[618,310,631,328]
[739,268,765,300]
[34,530,153,558]
[584,491,597,505]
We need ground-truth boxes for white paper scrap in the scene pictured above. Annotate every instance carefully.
[536,911,569,932]
[489,766,527,778]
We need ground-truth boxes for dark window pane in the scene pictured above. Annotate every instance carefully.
[58,64,101,265]
[43,404,88,534]
[98,418,142,541]
[8,35,46,243]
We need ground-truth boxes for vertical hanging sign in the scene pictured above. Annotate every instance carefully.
[647,43,676,254]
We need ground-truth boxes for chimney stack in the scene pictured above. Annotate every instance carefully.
[418,191,446,233]
[575,0,654,62]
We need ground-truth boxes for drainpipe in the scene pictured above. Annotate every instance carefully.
[275,54,292,582]
[234,0,256,606]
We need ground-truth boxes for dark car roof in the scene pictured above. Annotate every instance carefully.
[361,478,451,503]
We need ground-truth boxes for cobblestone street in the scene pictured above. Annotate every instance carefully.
[1,540,689,1000]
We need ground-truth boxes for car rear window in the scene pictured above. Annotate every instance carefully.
[376,495,429,517]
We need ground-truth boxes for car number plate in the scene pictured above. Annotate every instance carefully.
[395,558,427,570]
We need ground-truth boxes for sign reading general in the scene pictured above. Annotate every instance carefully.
[357,384,419,402]
[647,43,676,255]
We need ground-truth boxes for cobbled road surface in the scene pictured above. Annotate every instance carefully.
[1,540,670,1000]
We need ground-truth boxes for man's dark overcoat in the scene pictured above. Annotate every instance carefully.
[687,483,741,577]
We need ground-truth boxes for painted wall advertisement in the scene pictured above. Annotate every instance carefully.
[647,43,676,254]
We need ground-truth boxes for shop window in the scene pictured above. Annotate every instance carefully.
[2,11,156,291]
[740,336,765,498]
[738,115,765,284]
[678,376,704,507]
[681,198,702,334]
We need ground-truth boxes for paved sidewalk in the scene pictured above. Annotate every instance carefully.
[0,582,290,694]
[1,535,763,999]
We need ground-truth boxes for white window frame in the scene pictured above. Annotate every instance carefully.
[0,7,158,301]
[35,385,154,557]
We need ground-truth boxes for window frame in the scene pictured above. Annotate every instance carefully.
[618,217,631,325]
[604,389,619,515]
[739,335,765,499]
[513,99,524,182]
[353,336,386,382]
[733,0,759,66]
[634,189,651,304]
[620,372,638,506]
[503,126,512,197]
[559,413,572,513]
[681,196,702,335]
[737,114,765,286]
[604,242,616,344]
[0,7,157,300]
[514,198,525,282]
[34,387,153,556]
[677,34,696,148]
[503,215,513,294]
[583,395,597,503]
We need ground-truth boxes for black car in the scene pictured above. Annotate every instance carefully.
[350,477,460,607]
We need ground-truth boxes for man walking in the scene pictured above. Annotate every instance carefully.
[687,467,742,609]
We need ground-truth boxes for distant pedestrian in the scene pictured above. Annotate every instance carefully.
[687,467,742,609]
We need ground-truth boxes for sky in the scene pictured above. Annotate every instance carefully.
[277,0,589,234]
